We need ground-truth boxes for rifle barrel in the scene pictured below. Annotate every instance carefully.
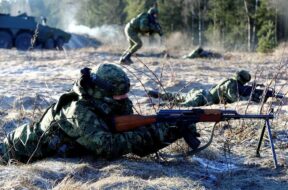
[223,114,274,120]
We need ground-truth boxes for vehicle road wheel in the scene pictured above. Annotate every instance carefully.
[15,32,33,50]
[44,38,55,49]
[0,31,13,49]
[56,37,65,50]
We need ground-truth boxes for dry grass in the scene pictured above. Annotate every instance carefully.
[53,176,90,190]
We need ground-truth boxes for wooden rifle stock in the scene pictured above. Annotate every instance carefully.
[114,109,223,132]
[114,115,157,132]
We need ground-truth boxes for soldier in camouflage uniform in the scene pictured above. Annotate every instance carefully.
[182,46,222,59]
[148,70,251,107]
[0,63,199,164]
[183,47,205,59]
[120,7,163,65]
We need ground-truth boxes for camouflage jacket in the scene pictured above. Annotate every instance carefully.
[2,82,183,162]
[128,12,162,35]
[159,89,213,107]
[209,78,249,104]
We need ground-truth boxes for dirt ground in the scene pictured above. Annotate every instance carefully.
[0,46,287,190]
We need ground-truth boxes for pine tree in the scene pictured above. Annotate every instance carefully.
[77,0,126,27]
[206,0,247,50]
[124,0,157,21]
[158,0,185,33]
[273,0,288,41]
[181,0,209,46]
[256,0,277,52]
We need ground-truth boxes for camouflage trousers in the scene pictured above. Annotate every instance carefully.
[0,106,83,163]
[1,122,52,163]
[0,122,82,164]
[160,89,213,107]
[122,24,143,56]
[0,123,188,163]
[0,114,195,163]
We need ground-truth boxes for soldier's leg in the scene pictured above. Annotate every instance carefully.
[0,123,49,163]
[122,35,136,57]
[120,26,139,64]
[160,92,187,102]
[124,38,136,57]
[120,25,134,62]
[129,33,142,55]
[180,89,211,107]
[124,25,142,56]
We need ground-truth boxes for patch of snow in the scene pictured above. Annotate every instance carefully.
[192,157,238,173]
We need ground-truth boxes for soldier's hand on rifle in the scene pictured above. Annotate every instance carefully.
[176,121,201,150]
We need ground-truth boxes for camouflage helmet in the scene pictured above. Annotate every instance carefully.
[92,63,130,96]
[236,70,251,84]
[148,7,159,16]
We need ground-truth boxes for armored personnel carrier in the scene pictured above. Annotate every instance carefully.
[0,13,71,50]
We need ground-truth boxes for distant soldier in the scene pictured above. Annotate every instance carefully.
[148,70,252,107]
[120,7,163,65]
[183,46,222,59]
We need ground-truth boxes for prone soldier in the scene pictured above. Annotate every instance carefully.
[0,63,199,164]
[148,70,252,107]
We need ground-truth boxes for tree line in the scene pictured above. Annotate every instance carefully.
[1,0,288,52]
[76,0,288,53]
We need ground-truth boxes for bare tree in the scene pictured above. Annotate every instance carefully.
[244,0,252,51]
[251,0,259,51]
[183,0,208,46]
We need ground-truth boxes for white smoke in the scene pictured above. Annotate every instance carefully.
[67,22,125,45]
[9,0,31,16]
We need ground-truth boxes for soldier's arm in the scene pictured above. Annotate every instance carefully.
[139,17,151,32]
[139,16,162,35]
[225,83,249,102]
[149,22,162,35]
[70,102,180,159]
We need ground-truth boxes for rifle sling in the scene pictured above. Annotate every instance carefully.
[187,122,218,155]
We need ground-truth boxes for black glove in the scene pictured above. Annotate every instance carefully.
[80,67,94,88]
[177,121,201,150]
[147,90,160,98]
[251,92,262,103]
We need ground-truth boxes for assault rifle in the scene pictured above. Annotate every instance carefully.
[114,109,278,168]
[240,84,284,103]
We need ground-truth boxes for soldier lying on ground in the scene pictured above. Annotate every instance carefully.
[0,63,199,164]
[182,46,222,59]
[148,70,252,107]
[119,7,163,65]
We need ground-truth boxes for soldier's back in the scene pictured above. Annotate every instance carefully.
[129,12,149,32]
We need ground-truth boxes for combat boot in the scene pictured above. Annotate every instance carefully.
[120,53,133,65]
[0,143,7,165]
[147,90,161,98]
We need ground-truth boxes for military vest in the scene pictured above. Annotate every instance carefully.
[209,79,231,103]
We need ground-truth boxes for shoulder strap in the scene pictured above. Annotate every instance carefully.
[210,79,231,91]
[54,91,79,113]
